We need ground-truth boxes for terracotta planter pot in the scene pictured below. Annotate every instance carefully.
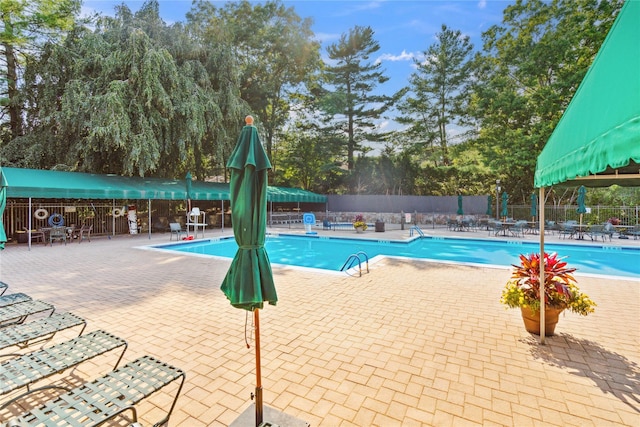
[520,306,564,336]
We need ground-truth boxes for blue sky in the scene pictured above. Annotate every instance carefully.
[81,1,512,136]
[82,0,510,93]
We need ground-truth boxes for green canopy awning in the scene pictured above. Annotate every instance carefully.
[267,186,327,203]
[1,167,195,200]
[0,167,325,203]
[534,0,640,188]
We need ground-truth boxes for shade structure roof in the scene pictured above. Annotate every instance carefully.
[0,167,326,203]
[534,0,640,188]
[266,186,327,203]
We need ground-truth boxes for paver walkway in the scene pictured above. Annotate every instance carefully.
[0,226,638,426]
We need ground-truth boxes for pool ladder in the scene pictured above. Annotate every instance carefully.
[340,251,369,277]
[409,226,424,237]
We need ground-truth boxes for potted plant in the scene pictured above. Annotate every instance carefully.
[500,252,596,336]
[353,214,367,232]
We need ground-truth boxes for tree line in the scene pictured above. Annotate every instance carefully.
[0,0,627,204]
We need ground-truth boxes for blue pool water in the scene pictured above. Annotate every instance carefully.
[152,234,640,278]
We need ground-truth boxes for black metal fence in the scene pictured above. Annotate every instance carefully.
[2,196,639,242]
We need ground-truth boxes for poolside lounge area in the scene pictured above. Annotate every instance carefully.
[0,225,638,426]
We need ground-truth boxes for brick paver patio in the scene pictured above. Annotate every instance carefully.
[0,226,638,426]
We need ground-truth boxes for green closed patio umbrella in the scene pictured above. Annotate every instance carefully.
[456,195,464,216]
[185,171,193,236]
[185,171,193,214]
[220,116,277,426]
[576,185,587,228]
[501,191,509,220]
[0,168,7,250]
[530,193,538,222]
[486,195,493,217]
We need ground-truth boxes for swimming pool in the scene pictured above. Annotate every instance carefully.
[150,234,640,278]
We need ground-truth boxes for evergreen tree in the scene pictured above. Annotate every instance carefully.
[322,25,396,172]
[397,24,473,167]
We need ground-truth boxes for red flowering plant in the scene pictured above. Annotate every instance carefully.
[500,252,596,316]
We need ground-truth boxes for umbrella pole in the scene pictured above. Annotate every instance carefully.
[254,309,263,426]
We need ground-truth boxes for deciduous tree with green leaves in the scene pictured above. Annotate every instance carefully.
[0,0,80,141]
[470,0,622,202]
[190,0,321,178]
[277,120,345,193]
[5,0,242,178]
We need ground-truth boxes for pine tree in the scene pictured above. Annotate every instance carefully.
[322,25,395,172]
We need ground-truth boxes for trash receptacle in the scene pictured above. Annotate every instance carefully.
[15,231,27,244]
[375,220,385,232]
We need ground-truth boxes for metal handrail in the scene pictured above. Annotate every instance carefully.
[340,251,369,276]
[409,226,424,237]
[354,251,369,273]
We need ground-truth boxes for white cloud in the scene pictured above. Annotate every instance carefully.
[314,32,341,44]
[335,0,385,17]
[478,0,487,9]
[376,50,415,64]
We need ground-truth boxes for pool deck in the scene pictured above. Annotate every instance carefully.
[0,225,638,426]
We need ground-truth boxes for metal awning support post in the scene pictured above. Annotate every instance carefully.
[538,187,546,344]
[28,197,32,251]
[148,199,151,239]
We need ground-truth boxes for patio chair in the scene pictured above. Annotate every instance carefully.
[322,219,332,230]
[544,220,557,234]
[0,329,127,409]
[169,222,187,241]
[22,227,45,245]
[587,224,611,242]
[0,312,86,354]
[509,220,528,238]
[49,226,67,246]
[0,292,32,308]
[0,299,55,328]
[1,355,185,427]
[603,222,615,240]
[462,218,477,231]
[557,222,576,239]
[627,225,640,240]
[487,220,504,236]
[72,224,93,242]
